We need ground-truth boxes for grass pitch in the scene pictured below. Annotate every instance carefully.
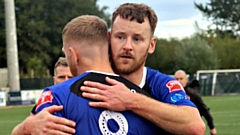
[0,105,34,135]
[0,96,239,135]
[202,95,240,135]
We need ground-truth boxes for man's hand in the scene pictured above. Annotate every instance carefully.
[210,128,217,135]
[15,105,76,135]
[81,77,134,111]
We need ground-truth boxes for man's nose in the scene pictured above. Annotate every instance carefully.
[123,38,133,51]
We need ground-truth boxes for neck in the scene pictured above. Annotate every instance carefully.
[77,59,114,75]
[119,66,144,86]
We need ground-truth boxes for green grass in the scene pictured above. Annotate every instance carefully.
[202,95,240,135]
[0,105,33,135]
[0,96,239,135]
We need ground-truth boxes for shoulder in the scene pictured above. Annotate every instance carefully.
[188,79,200,87]
[145,67,176,86]
[42,73,89,97]
[145,67,183,96]
[187,79,201,93]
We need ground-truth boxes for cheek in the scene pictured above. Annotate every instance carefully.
[110,42,119,55]
[137,46,148,55]
[110,47,117,56]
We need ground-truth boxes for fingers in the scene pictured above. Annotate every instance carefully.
[50,116,76,127]
[105,77,119,85]
[82,92,104,101]
[89,101,107,108]
[81,77,120,93]
[44,105,63,114]
[38,128,73,135]
[83,80,108,89]
[40,114,76,134]
[39,107,76,134]
[50,122,76,134]
[81,86,98,93]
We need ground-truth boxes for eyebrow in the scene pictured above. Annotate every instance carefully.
[57,75,73,77]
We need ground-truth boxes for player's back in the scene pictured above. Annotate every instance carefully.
[65,96,159,134]
[36,71,161,135]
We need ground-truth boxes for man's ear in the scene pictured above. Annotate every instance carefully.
[69,47,78,65]
[148,37,157,54]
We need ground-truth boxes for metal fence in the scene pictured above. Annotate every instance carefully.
[20,78,53,90]
[199,74,240,96]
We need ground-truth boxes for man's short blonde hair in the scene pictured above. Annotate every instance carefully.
[62,15,108,43]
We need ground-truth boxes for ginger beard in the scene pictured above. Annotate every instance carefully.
[109,15,155,75]
[111,46,149,75]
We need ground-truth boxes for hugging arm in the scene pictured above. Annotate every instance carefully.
[11,106,76,135]
[81,77,206,135]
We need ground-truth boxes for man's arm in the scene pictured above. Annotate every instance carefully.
[11,105,76,135]
[193,94,215,130]
[81,77,206,135]
[187,88,217,135]
[127,93,205,135]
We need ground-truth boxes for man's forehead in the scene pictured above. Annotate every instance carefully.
[113,16,149,26]
[56,65,69,69]
[56,66,70,72]
[112,16,151,35]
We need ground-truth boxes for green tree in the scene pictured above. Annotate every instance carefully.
[205,35,240,69]
[25,56,48,78]
[0,0,110,77]
[175,36,219,74]
[195,0,240,38]
[146,38,180,74]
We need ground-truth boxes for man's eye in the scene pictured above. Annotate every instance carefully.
[134,37,140,41]
[57,76,65,79]
[118,36,123,39]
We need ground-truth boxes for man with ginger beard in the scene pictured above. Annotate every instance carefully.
[174,69,217,135]
[80,3,205,135]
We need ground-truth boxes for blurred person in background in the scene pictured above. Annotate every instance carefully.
[53,57,73,84]
[174,69,217,135]
[30,57,74,114]
[30,57,73,115]
[12,57,76,135]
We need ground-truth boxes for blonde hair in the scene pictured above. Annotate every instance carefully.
[62,15,108,44]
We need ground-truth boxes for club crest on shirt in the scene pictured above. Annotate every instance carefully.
[166,80,184,93]
[36,90,53,110]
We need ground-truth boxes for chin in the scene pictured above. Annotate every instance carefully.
[117,67,134,75]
